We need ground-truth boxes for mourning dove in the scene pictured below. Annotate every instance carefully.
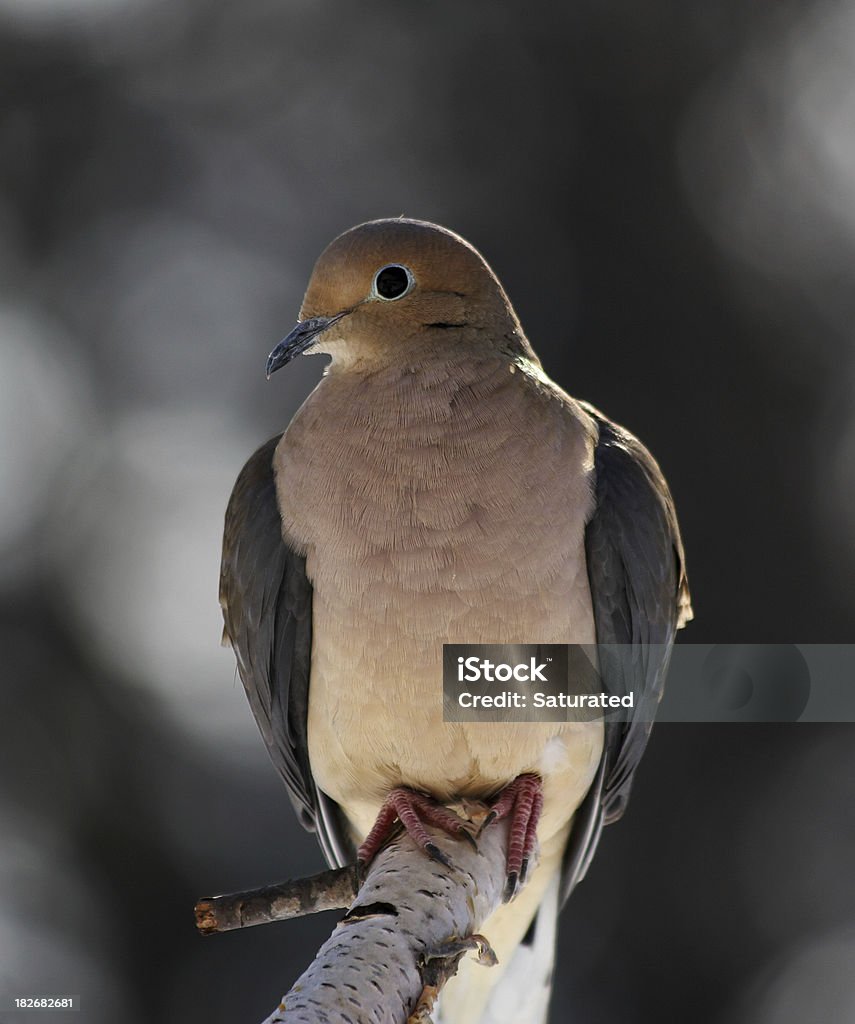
[220,218,692,1024]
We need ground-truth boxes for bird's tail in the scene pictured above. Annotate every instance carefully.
[436,870,560,1024]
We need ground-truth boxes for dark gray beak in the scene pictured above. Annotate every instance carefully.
[266,314,346,378]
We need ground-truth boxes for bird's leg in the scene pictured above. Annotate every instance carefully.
[357,787,477,872]
[478,773,544,901]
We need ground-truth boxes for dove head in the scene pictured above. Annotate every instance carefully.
[266,219,534,375]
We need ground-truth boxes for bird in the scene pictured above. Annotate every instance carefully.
[219,218,692,1024]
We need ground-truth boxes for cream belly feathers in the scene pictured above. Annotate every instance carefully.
[275,349,603,844]
[274,347,604,1019]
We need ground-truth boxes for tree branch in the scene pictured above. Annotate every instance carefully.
[195,865,359,933]
[197,808,525,1024]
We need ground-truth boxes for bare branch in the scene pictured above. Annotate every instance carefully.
[195,865,359,934]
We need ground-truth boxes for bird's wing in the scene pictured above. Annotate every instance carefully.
[219,435,353,868]
[560,404,692,903]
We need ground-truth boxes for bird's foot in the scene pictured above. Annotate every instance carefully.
[478,773,544,902]
[357,787,477,872]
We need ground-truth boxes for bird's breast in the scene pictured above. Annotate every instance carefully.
[275,356,603,842]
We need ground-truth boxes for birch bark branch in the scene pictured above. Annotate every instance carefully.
[259,815,516,1024]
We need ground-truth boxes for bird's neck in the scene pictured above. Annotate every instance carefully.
[319,346,515,423]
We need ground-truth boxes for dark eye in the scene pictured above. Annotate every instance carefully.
[373,264,413,301]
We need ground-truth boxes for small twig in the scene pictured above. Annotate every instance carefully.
[195,864,359,934]
[406,934,497,1023]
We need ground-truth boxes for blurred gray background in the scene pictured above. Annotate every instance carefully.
[2,1,854,1021]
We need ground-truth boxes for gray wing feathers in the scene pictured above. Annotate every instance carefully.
[219,435,352,866]
[561,406,691,902]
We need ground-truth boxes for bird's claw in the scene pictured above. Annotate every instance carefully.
[357,787,475,871]
[482,773,544,898]
[503,871,519,903]
[424,842,454,870]
[476,809,498,838]
[458,827,479,852]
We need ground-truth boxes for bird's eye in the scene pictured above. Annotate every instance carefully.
[372,264,413,301]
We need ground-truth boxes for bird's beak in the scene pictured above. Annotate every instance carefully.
[266,313,347,378]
